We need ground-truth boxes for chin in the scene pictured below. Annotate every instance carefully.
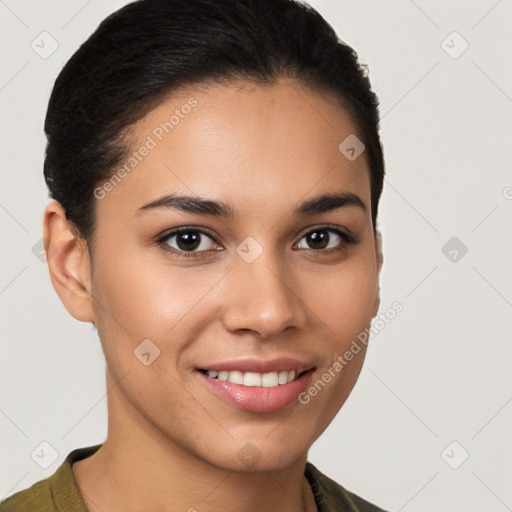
[200,433,312,473]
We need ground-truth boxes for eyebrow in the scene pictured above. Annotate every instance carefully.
[136,190,367,219]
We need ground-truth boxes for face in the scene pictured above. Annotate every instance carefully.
[82,79,380,471]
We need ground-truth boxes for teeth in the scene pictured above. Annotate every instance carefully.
[243,372,261,386]
[206,369,300,387]
[278,371,288,385]
[261,371,278,387]
[228,370,244,385]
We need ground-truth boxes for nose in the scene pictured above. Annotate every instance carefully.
[221,255,306,338]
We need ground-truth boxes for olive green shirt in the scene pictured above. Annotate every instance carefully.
[0,444,388,511]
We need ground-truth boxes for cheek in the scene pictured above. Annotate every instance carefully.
[295,251,377,405]
[91,246,205,332]
[303,255,378,346]
[295,257,376,433]
[90,244,229,374]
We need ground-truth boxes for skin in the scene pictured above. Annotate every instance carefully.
[44,78,382,512]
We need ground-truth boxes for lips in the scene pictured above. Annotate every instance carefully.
[196,357,316,413]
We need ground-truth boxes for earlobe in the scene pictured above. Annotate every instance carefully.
[43,201,95,323]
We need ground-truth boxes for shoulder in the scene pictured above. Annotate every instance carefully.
[305,462,389,512]
[0,444,102,512]
[0,476,54,512]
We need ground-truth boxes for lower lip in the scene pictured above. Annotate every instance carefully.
[196,369,315,413]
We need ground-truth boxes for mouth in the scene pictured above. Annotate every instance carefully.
[195,358,316,413]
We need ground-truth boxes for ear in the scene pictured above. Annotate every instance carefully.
[373,228,384,317]
[43,201,94,323]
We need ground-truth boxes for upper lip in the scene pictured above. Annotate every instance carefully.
[198,357,315,374]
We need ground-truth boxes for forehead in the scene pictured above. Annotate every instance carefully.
[96,79,371,220]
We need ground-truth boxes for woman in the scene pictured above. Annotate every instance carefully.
[0,0,388,510]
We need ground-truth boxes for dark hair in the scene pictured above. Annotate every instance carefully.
[44,0,385,248]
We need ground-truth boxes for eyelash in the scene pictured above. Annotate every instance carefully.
[156,225,356,260]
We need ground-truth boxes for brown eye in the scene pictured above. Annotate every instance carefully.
[174,231,202,251]
[295,227,352,252]
[305,230,330,250]
[160,228,219,257]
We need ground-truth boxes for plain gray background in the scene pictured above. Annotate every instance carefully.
[1,1,511,510]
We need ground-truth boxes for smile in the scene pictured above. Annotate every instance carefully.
[195,358,316,413]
